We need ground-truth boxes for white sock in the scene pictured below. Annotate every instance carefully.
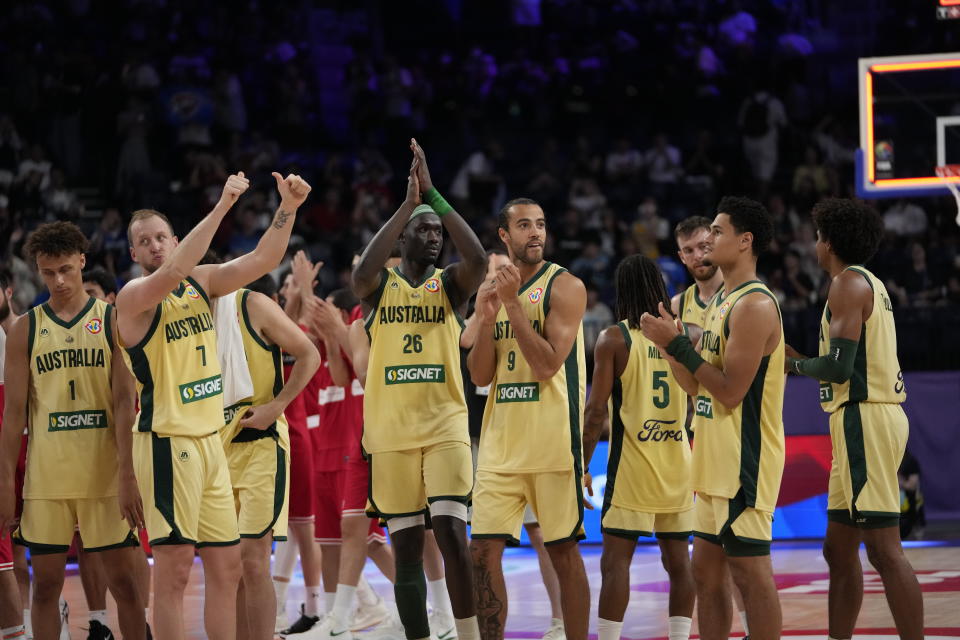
[305,585,323,617]
[273,538,299,580]
[454,616,480,640]
[428,578,453,619]
[668,616,692,640]
[357,575,379,606]
[88,610,107,625]
[21,611,29,633]
[550,617,563,628]
[1,626,25,639]
[324,590,337,615]
[739,610,749,634]
[597,617,623,640]
[331,584,357,627]
[273,579,290,611]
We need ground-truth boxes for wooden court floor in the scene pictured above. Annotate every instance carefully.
[56,541,958,638]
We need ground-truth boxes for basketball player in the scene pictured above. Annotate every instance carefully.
[351,140,487,640]
[217,273,319,640]
[786,198,923,640]
[83,268,117,305]
[0,222,146,640]
[582,255,694,640]
[468,198,589,640]
[116,170,310,640]
[0,268,24,640]
[641,197,785,640]
[670,217,723,343]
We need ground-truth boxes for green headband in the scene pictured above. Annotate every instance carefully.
[409,204,437,222]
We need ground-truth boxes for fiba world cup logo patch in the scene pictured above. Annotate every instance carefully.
[528,287,544,304]
[718,301,732,319]
[185,285,201,300]
[424,278,440,293]
[84,318,103,334]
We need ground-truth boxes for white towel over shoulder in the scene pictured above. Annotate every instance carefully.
[211,292,255,407]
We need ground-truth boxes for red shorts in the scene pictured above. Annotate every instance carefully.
[341,457,385,544]
[288,413,315,523]
[0,533,12,571]
[313,470,344,544]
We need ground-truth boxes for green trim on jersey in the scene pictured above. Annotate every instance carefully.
[518,262,553,296]
[392,265,433,289]
[739,354,770,508]
[41,296,96,329]
[603,377,626,519]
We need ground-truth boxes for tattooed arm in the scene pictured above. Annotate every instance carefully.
[197,172,312,297]
[471,540,508,640]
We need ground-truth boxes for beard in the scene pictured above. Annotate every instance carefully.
[692,264,719,282]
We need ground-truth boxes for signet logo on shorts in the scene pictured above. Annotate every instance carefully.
[384,364,446,385]
[694,395,714,418]
[495,382,540,403]
[179,374,223,404]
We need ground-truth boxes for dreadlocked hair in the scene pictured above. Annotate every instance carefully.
[615,254,672,330]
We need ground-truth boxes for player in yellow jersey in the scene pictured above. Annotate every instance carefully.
[670,216,723,343]
[641,197,785,640]
[116,170,311,640]
[583,255,694,640]
[468,199,589,640]
[352,141,487,640]
[0,222,146,640]
[786,199,922,640]
[216,274,319,640]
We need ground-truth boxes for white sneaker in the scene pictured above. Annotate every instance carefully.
[427,611,456,640]
[361,614,406,640]
[302,615,351,640]
[541,619,565,640]
[59,598,71,640]
[276,609,289,633]
[351,592,389,631]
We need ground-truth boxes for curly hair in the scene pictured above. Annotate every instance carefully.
[717,196,773,257]
[24,221,89,260]
[812,198,883,266]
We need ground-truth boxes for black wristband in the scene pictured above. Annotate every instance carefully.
[666,334,706,375]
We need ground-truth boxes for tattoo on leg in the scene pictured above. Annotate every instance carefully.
[273,210,292,230]
[474,553,504,640]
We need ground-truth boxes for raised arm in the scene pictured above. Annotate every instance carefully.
[111,309,144,530]
[197,172,311,298]
[116,173,249,316]
[239,292,320,430]
[0,315,29,535]
[499,267,586,382]
[352,157,421,300]
[347,319,370,388]
[312,299,352,388]
[411,140,487,308]
[466,280,502,386]
[787,271,871,382]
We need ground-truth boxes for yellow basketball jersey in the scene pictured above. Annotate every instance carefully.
[478,263,587,474]
[606,322,691,512]
[819,266,906,412]
[679,285,711,329]
[122,277,224,437]
[691,281,785,512]
[363,267,468,453]
[25,297,117,499]
[220,289,290,450]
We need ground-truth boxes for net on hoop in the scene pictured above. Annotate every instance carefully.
[935,164,960,226]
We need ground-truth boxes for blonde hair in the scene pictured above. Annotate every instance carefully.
[127,209,174,246]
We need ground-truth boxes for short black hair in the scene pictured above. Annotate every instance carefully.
[614,254,672,330]
[812,198,883,265]
[245,273,277,298]
[716,196,773,257]
[82,267,117,296]
[0,264,12,290]
[498,197,541,231]
[199,249,223,265]
[674,215,713,240]
[328,288,358,311]
[25,221,89,260]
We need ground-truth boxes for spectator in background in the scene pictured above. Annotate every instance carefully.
[227,205,263,256]
[644,133,682,200]
[889,242,937,307]
[792,147,831,199]
[449,141,505,214]
[570,236,611,293]
[738,83,787,197]
[898,449,925,540]
[568,175,607,229]
[631,197,669,258]
[883,199,928,238]
[0,115,23,190]
[780,250,816,310]
[581,283,614,379]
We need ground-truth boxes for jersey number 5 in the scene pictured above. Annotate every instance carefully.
[652,371,670,409]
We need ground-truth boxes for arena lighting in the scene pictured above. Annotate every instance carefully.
[863,55,960,186]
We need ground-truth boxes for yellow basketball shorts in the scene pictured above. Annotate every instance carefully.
[366,440,473,519]
[827,402,907,529]
[15,497,137,555]
[225,437,289,540]
[472,469,585,546]
[601,504,693,541]
[693,491,773,557]
[134,431,239,547]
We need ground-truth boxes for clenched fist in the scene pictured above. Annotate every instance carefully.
[219,171,250,207]
[273,172,312,209]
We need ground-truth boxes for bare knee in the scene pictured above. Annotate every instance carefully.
[864,539,903,574]
[240,540,272,578]
[545,540,580,572]
[823,537,860,572]
[32,572,64,603]
[470,539,503,566]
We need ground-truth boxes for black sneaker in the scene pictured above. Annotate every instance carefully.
[280,604,320,636]
[86,620,115,640]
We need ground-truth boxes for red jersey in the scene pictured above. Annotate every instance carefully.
[308,343,363,471]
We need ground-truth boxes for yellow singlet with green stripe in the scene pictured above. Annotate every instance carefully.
[478,262,586,474]
[220,289,289,450]
[606,322,691,512]
[363,267,468,453]
[26,297,117,499]
[691,281,785,512]
[819,266,906,413]
[679,284,711,329]
[122,277,224,437]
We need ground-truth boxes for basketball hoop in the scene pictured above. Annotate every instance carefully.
[935,164,960,226]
